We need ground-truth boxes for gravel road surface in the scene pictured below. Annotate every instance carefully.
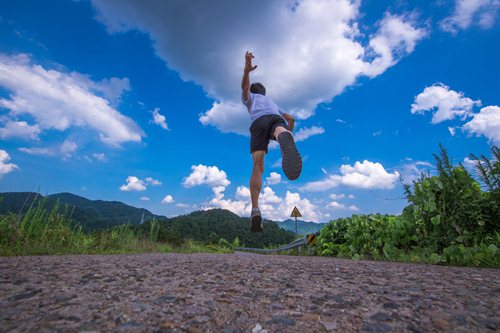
[1,253,499,332]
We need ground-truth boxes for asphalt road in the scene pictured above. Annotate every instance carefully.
[1,253,499,332]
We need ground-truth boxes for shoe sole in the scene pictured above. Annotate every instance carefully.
[279,132,302,180]
[251,215,263,233]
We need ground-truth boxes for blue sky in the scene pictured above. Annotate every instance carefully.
[0,0,498,222]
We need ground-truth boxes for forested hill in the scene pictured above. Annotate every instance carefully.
[153,209,295,248]
[0,192,296,248]
[0,192,162,231]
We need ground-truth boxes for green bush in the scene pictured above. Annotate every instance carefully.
[318,145,499,268]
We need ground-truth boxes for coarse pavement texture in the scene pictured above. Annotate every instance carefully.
[0,252,499,333]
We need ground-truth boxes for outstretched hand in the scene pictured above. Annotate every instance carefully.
[244,51,257,73]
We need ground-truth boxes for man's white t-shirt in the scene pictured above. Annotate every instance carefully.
[242,92,286,126]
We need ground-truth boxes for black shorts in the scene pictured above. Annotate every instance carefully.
[250,114,289,153]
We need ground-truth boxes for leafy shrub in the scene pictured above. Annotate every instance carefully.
[318,145,499,268]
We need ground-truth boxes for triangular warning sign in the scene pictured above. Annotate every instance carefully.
[290,206,302,218]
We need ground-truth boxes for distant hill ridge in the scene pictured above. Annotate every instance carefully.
[0,192,161,231]
[0,192,325,235]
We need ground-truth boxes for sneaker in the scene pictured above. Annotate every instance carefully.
[277,131,302,180]
[250,208,263,233]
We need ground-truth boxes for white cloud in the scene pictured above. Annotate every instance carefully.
[373,130,382,136]
[93,153,107,161]
[328,200,359,211]
[348,205,359,211]
[0,150,18,176]
[448,126,457,136]
[329,201,346,209]
[152,107,169,130]
[91,1,426,135]
[161,195,174,204]
[364,13,428,77]
[119,176,146,191]
[462,105,500,144]
[140,196,150,201]
[202,184,322,222]
[294,126,325,142]
[183,164,230,188]
[462,157,477,171]
[411,83,481,123]
[441,0,500,33]
[0,53,143,147]
[145,177,162,186]
[329,193,346,200]
[265,172,282,185]
[399,160,433,183]
[18,147,54,156]
[18,140,80,159]
[60,140,77,160]
[302,160,400,191]
[0,121,41,140]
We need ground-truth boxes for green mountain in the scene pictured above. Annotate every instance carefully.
[277,219,326,235]
[153,209,295,248]
[0,192,295,248]
[0,192,162,231]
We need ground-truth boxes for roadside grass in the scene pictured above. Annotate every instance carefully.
[0,199,232,256]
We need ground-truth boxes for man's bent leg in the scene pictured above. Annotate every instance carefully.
[250,150,265,209]
[274,126,302,180]
[273,126,291,140]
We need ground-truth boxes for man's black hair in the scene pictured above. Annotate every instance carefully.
[250,82,266,96]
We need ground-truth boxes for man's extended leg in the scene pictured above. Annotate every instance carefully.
[250,150,265,232]
[274,126,302,180]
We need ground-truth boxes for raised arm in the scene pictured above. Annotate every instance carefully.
[241,51,257,101]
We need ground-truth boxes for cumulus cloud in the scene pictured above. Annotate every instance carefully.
[329,193,346,200]
[364,13,428,77]
[328,201,359,211]
[302,160,400,191]
[91,0,426,135]
[119,176,146,191]
[152,108,169,130]
[462,105,500,144]
[60,140,77,160]
[265,172,282,185]
[411,83,481,123]
[140,196,150,201]
[161,195,174,204]
[398,160,433,183]
[183,164,230,188]
[0,150,18,176]
[206,185,322,222]
[145,177,162,186]
[294,126,325,142]
[441,0,500,33]
[0,53,143,147]
[0,121,41,140]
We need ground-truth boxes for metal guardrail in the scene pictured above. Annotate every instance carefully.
[235,233,316,254]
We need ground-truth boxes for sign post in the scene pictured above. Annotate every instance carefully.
[290,206,302,238]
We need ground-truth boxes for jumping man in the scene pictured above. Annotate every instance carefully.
[241,51,302,232]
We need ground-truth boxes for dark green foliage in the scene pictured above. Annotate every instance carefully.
[318,145,499,267]
[403,144,498,250]
[140,209,295,248]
